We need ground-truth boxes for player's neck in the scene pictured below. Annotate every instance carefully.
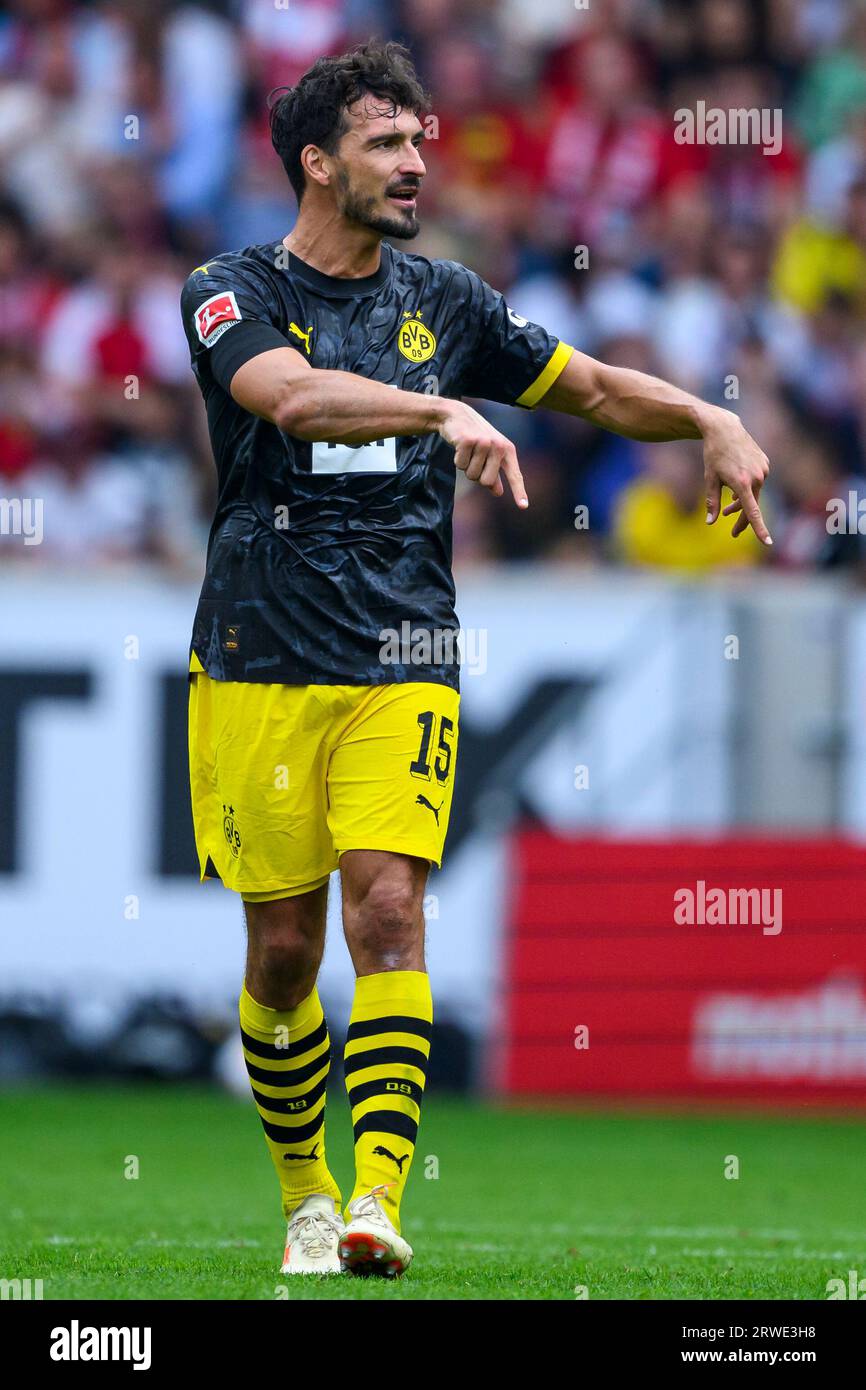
[282,215,383,281]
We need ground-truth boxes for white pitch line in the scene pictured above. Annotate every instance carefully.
[44,1235,264,1250]
[681,1246,861,1261]
[573,1224,866,1244]
[41,1230,866,1259]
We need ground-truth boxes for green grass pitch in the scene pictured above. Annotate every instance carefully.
[1,1085,864,1300]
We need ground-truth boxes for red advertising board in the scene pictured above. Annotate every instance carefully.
[499,833,866,1104]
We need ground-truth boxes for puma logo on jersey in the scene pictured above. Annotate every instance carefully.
[289,322,313,354]
[415,794,443,825]
[373,1144,410,1173]
[282,1143,319,1162]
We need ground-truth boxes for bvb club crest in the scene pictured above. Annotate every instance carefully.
[223,803,241,858]
[397,311,436,362]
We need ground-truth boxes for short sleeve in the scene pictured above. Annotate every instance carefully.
[180,259,297,392]
[459,268,573,408]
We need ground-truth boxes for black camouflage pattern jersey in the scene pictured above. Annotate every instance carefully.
[180,241,572,689]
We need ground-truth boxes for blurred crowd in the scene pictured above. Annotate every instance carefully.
[2,0,866,576]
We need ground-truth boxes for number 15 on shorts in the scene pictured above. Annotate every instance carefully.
[410,710,455,785]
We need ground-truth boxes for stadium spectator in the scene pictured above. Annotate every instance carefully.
[613,440,764,571]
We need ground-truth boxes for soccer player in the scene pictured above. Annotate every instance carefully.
[180,41,771,1278]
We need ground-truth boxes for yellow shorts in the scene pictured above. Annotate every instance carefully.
[188,668,459,901]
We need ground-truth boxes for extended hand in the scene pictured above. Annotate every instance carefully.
[438,401,528,508]
[703,410,772,545]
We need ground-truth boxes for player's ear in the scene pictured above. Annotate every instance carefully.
[300,144,331,190]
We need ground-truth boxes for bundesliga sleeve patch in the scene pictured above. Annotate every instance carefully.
[194,291,242,347]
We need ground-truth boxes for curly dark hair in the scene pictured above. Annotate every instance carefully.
[269,41,430,205]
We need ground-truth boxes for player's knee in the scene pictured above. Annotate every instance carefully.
[246,918,320,1006]
[344,876,421,959]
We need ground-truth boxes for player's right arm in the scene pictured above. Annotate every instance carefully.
[180,261,527,506]
[230,347,528,508]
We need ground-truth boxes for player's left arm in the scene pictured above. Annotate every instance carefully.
[536,348,772,545]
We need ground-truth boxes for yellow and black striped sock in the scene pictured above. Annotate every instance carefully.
[344,970,432,1231]
[239,983,342,1219]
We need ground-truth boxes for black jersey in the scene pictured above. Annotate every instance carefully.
[180,240,571,688]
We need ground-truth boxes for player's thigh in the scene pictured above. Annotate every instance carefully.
[326,682,459,868]
[188,674,336,896]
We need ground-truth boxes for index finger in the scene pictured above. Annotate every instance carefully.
[739,483,772,546]
[502,450,528,510]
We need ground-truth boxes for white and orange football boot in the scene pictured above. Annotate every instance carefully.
[338,1185,413,1278]
[280,1194,343,1275]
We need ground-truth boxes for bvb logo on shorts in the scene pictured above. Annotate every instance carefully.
[397,312,436,362]
[222,803,241,858]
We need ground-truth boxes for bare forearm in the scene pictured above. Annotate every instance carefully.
[579,364,726,441]
[277,369,446,443]
[542,350,733,443]
[539,345,772,543]
[230,348,527,502]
